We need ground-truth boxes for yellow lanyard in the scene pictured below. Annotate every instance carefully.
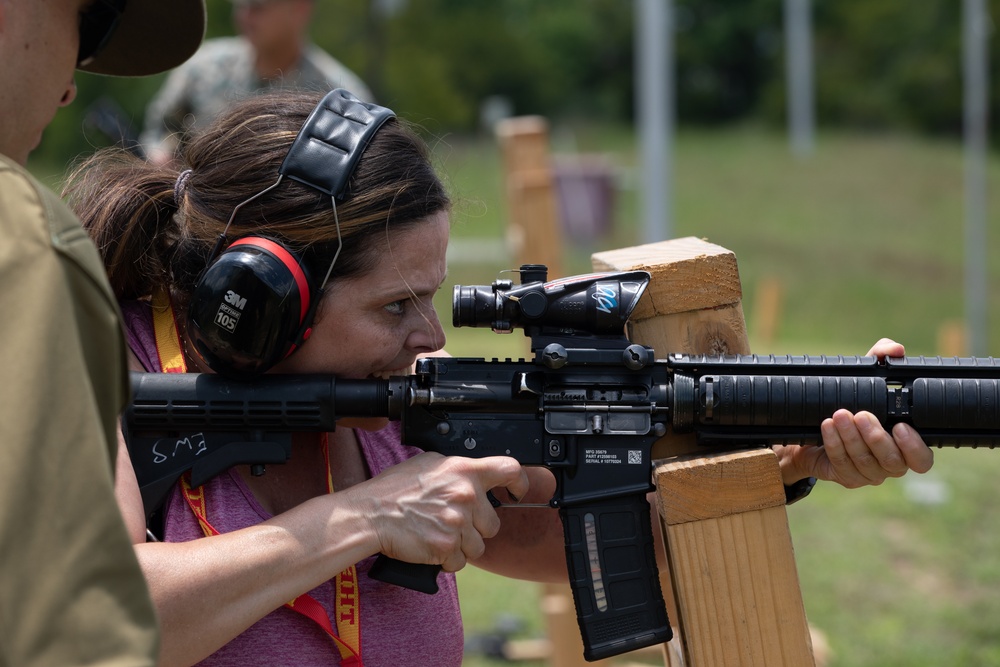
[151,290,363,665]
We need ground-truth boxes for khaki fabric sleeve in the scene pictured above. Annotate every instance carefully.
[0,161,158,667]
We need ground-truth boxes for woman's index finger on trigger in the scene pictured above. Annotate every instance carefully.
[476,456,529,495]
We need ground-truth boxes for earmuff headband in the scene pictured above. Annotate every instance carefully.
[207,89,396,280]
[280,88,396,200]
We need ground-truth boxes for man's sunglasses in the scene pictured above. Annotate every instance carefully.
[78,0,126,66]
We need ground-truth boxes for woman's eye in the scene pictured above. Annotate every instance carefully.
[384,300,406,315]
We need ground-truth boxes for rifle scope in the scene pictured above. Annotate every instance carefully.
[452,264,650,337]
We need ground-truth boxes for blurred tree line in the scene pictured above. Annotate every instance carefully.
[35,0,998,168]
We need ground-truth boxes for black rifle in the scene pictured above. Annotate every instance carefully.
[123,265,1000,662]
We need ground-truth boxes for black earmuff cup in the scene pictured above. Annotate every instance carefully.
[186,243,312,377]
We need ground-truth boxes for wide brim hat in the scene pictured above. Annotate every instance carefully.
[78,0,207,77]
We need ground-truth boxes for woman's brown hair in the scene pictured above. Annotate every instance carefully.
[65,91,450,307]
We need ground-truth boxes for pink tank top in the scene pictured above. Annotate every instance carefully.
[121,300,464,667]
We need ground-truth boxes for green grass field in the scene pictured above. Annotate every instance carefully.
[431,125,1000,667]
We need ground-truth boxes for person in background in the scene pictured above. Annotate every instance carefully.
[0,1,206,665]
[139,0,373,165]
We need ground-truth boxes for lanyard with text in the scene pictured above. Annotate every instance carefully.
[152,290,363,666]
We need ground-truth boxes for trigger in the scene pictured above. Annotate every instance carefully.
[486,490,502,507]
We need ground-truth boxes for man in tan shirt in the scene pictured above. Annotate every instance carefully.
[0,1,205,665]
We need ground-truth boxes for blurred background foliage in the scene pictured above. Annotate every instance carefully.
[33,0,1000,169]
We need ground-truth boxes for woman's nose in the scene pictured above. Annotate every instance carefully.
[410,311,447,354]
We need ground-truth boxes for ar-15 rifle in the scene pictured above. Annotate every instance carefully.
[123,264,1000,662]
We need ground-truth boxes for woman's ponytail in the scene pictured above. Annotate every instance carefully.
[63,150,184,299]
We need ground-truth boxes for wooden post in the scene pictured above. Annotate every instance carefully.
[751,276,785,349]
[539,583,611,667]
[495,116,565,279]
[592,237,816,667]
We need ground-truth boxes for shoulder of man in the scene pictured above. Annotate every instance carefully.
[0,155,117,299]
[0,154,131,443]
[0,156,74,244]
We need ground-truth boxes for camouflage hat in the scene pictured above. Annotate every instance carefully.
[78,0,207,77]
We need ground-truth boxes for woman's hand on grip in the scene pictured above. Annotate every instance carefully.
[348,452,529,572]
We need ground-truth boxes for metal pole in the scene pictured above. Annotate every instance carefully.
[635,0,673,243]
[785,0,815,157]
[963,0,989,355]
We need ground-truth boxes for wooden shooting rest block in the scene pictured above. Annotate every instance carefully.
[592,238,816,667]
[495,118,816,666]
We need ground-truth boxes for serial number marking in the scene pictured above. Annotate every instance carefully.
[584,449,644,464]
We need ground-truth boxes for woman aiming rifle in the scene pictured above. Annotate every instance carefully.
[66,89,933,667]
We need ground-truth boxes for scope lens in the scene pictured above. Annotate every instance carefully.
[453,285,498,328]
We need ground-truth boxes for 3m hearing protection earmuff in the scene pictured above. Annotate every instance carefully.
[185,89,396,379]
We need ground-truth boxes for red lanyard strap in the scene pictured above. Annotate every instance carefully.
[179,471,363,665]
